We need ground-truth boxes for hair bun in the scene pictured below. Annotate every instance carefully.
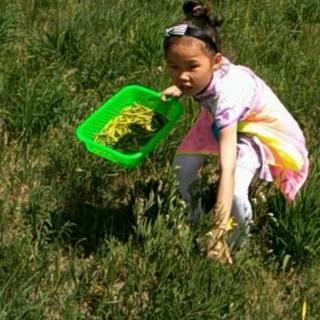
[183,0,209,20]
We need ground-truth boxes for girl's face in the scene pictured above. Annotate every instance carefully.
[166,36,221,96]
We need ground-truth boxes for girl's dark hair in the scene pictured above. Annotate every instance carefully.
[164,0,223,54]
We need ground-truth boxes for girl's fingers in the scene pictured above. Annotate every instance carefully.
[161,90,171,102]
[207,249,233,264]
[227,254,233,265]
[160,91,169,102]
[206,228,225,249]
[161,86,182,101]
[207,240,233,264]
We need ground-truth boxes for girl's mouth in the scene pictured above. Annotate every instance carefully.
[180,84,193,92]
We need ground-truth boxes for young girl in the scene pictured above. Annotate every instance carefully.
[161,0,309,263]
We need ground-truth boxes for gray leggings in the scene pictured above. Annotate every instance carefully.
[173,154,256,243]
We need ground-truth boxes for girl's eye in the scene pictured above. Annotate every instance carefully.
[189,65,199,70]
[169,65,179,70]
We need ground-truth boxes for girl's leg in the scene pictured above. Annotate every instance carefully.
[229,165,256,245]
[173,154,206,223]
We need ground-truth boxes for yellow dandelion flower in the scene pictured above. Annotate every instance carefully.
[226,217,238,231]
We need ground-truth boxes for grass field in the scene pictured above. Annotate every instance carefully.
[0,0,320,318]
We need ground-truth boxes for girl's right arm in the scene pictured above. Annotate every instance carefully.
[161,85,182,101]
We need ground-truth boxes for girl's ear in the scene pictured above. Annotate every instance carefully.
[212,53,222,71]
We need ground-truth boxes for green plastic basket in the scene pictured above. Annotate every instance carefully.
[75,85,184,168]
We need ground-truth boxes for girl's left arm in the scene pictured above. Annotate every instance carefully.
[215,123,237,227]
[207,123,237,264]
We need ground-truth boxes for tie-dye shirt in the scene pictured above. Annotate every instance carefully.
[177,57,309,201]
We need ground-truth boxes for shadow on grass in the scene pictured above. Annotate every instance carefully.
[47,178,166,256]
[48,203,137,256]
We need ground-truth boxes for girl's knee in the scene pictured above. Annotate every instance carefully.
[232,195,252,222]
[230,195,252,245]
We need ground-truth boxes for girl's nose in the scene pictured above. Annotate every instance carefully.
[179,71,190,81]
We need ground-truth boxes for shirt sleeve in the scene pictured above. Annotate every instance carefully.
[215,67,257,130]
